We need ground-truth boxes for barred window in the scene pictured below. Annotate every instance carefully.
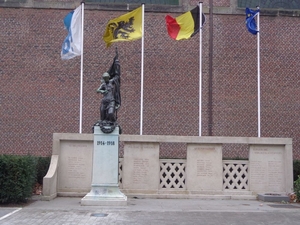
[86,0,179,5]
[238,0,300,10]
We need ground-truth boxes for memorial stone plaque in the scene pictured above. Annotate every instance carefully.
[58,141,93,192]
[186,144,222,192]
[249,145,285,193]
[123,142,159,191]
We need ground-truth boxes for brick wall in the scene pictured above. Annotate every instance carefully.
[1,5,300,159]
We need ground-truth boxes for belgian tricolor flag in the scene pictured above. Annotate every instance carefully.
[165,6,205,40]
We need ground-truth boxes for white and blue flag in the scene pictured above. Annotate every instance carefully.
[61,5,82,60]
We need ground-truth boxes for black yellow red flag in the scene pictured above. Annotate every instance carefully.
[166,6,205,40]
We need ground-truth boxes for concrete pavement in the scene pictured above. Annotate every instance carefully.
[1,197,300,224]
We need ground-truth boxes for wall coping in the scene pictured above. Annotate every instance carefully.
[53,133,292,145]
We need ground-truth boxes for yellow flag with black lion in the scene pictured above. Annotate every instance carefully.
[103,6,142,47]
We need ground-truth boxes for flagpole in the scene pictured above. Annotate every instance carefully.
[79,2,84,134]
[257,6,260,137]
[140,3,145,135]
[199,2,203,136]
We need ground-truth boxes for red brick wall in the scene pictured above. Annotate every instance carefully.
[1,6,300,159]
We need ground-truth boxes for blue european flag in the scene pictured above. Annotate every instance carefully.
[245,8,259,35]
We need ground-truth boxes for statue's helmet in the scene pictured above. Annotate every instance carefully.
[102,72,110,79]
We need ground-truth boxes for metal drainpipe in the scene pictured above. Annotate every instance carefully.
[208,0,213,136]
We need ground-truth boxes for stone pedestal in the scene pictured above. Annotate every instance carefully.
[81,126,127,206]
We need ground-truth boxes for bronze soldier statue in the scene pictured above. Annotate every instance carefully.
[96,48,121,133]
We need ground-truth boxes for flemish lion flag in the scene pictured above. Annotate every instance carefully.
[103,6,142,47]
[165,6,205,40]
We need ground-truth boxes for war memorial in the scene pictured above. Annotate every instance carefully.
[1,0,300,206]
[43,50,293,204]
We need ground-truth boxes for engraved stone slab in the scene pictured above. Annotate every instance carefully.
[249,145,285,194]
[58,141,93,193]
[186,144,223,192]
[122,142,159,191]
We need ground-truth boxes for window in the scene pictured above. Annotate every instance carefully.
[85,0,179,5]
[238,0,300,10]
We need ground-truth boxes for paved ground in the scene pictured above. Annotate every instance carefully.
[1,197,300,224]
